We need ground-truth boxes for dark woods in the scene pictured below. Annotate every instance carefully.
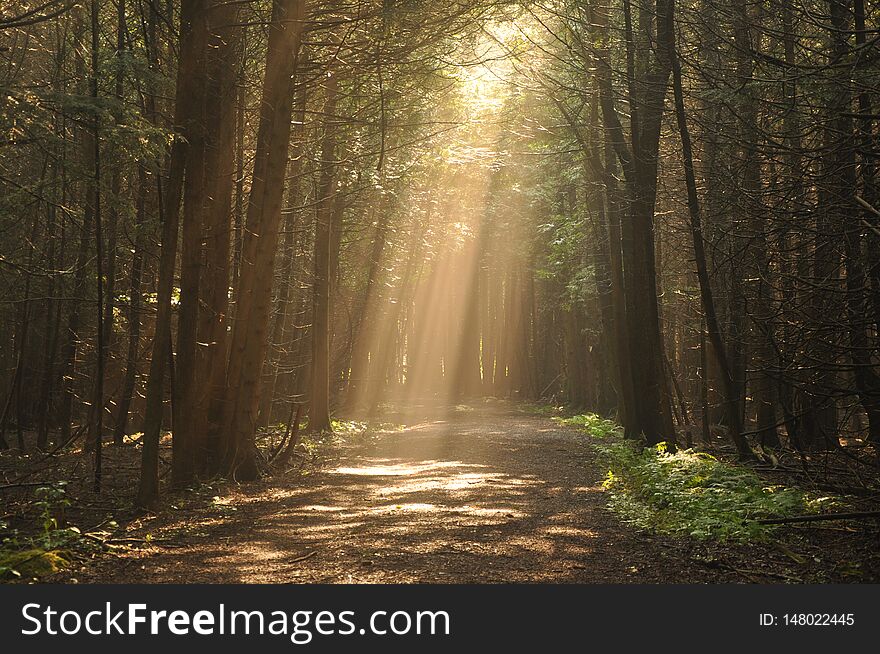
[0,0,878,507]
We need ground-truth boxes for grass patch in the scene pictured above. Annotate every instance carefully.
[566,414,830,542]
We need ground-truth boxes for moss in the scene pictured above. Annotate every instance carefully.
[0,548,71,580]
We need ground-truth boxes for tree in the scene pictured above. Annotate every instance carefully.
[219,0,307,479]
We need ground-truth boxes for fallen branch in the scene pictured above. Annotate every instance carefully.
[0,481,56,491]
[731,566,804,583]
[106,537,177,546]
[82,532,181,548]
[700,557,804,583]
[757,510,880,525]
[290,550,317,563]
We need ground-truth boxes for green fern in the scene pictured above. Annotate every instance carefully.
[595,441,814,541]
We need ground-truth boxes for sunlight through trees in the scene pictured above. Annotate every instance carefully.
[0,0,878,520]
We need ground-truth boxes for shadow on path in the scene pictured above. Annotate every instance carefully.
[76,403,735,583]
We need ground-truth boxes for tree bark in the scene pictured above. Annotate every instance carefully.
[137,0,209,507]
[220,0,307,477]
[309,65,340,434]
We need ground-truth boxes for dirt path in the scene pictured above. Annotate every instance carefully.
[72,403,745,583]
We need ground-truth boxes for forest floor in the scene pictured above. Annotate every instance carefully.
[60,400,742,583]
[3,400,879,583]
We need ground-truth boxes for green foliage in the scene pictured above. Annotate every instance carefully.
[519,402,563,417]
[596,441,811,541]
[535,208,593,310]
[330,419,404,441]
[554,413,621,438]
[0,483,86,581]
[290,419,404,459]
[34,482,70,537]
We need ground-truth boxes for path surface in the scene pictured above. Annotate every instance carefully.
[76,403,736,583]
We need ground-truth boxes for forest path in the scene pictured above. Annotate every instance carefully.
[77,402,729,583]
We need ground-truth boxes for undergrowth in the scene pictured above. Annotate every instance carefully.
[519,402,563,417]
[0,482,97,581]
[566,413,830,542]
[293,419,404,459]
[260,418,403,460]
[554,413,621,439]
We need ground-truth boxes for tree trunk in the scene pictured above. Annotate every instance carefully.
[137,0,209,507]
[309,66,340,434]
[220,0,307,477]
[668,2,753,458]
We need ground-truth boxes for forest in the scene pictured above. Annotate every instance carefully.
[0,0,879,584]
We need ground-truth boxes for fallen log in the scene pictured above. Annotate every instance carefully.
[757,510,880,525]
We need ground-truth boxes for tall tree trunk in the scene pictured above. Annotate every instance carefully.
[172,0,211,486]
[89,0,106,491]
[58,8,95,446]
[596,0,676,445]
[114,162,147,443]
[347,199,392,411]
[776,0,808,448]
[36,146,62,450]
[831,0,880,443]
[191,0,242,477]
[137,0,209,507]
[117,0,158,444]
[731,0,779,448]
[256,93,308,431]
[669,20,753,459]
[309,66,340,434]
[220,0,307,477]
